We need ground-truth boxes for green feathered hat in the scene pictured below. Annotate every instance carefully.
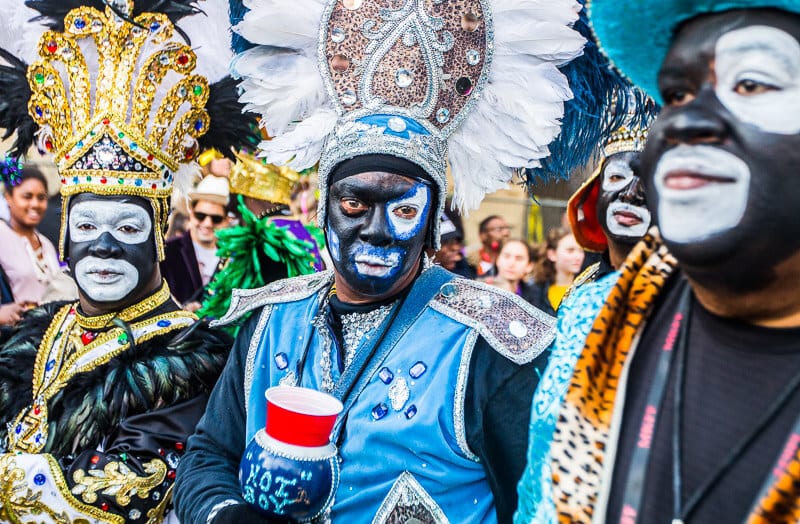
[587,0,800,101]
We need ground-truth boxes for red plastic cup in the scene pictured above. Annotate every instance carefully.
[265,386,344,447]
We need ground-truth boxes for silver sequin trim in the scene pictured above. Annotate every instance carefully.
[340,303,394,367]
[213,271,334,326]
[388,377,410,411]
[371,471,451,524]
[244,305,274,416]
[454,328,480,461]
[430,279,555,364]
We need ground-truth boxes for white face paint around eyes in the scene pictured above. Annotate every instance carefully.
[601,159,635,192]
[715,25,800,135]
[74,256,139,302]
[606,201,651,238]
[654,145,751,244]
[386,184,430,241]
[69,201,151,245]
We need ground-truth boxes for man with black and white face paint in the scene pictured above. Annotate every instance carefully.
[0,1,262,521]
[516,3,800,524]
[67,193,160,310]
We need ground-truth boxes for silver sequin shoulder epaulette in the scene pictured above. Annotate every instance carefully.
[212,271,335,326]
[430,279,555,365]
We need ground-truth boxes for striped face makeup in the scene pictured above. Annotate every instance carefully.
[327,171,432,298]
[597,152,651,245]
[642,10,800,284]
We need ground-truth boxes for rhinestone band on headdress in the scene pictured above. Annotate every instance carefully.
[0,0,259,260]
[231,0,586,247]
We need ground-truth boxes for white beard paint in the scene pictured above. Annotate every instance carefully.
[74,256,140,302]
[606,201,651,238]
[654,145,751,243]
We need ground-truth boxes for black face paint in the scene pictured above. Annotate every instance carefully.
[67,193,159,310]
[596,151,650,247]
[326,171,431,299]
[640,9,800,290]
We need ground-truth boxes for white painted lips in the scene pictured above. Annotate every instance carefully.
[354,253,400,278]
[653,145,751,243]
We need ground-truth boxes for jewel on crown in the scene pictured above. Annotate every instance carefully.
[26,0,210,199]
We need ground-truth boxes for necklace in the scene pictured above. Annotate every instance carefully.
[74,282,172,330]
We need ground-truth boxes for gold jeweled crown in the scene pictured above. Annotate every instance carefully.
[602,126,649,158]
[27,0,210,202]
[229,150,300,206]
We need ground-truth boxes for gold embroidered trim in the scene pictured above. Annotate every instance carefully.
[74,283,173,330]
[71,458,167,507]
[7,307,195,453]
[146,484,173,524]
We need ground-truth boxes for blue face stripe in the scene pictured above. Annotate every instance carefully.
[385,183,431,242]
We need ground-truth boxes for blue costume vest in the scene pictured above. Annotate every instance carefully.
[218,267,554,523]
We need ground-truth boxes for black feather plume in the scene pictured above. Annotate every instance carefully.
[25,0,203,32]
[0,48,37,158]
[198,76,260,160]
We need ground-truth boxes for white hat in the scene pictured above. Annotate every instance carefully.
[188,175,230,207]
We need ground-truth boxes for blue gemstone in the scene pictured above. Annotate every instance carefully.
[74,18,85,29]
[409,361,427,379]
[157,320,171,327]
[404,405,417,419]
[135,179,142,186]
[371,403,389,420]
[33,473,46,486]
[194,119,204,131]
[34,433,41,443]
[73,176,79,184]
[150,21,161,32]
[35,106,43,117]
[76,141,83,148]
[378,367,394,384]
[274,352,289,370]
[46,359,55,371]
[130,142,137,150]
[15,424,21,434]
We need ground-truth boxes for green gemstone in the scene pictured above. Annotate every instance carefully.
[193,85,203,96]
[34,73,44,84]
[118,333,129,344]
[55,331,62,339]
[86,176,92,182]
[120,452,128,461]
[89,131,96,137]
[118,178,124,184]
[117,132,125,139]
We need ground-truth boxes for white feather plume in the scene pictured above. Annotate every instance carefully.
[0,0,43,62]
[184,0,234,81]
[258,107,338,170]
[232,47,327,136]
[234,0,325,54]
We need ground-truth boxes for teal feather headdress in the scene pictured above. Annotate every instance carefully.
[587,0,800,101]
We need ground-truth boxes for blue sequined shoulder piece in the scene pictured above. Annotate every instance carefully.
[430,278,555,365]
[213,270,334,326]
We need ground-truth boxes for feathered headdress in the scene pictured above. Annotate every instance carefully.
[0,0,258,259]
[229,0,586,247]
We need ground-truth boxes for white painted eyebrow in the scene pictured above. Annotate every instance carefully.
[717,29,800,73]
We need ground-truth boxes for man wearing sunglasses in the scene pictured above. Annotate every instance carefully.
[162,174,231,310]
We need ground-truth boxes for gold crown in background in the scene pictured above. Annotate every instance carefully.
[27,0,210,200]
[229,150,302,206]
[602,126,649,158]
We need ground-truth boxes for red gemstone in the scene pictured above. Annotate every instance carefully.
[146,154,154,161]
[102,118,110,125]
[80,331,96,345]
[100,177,107,184]
[61,178,66,184]
[151,183,157,190]
[175,441,184,451]
[157,448,165,456]
[69,307,76,314]
[64,154,70,160]
[100,502,109,511]
[45,139,53,151]
[91,455,100,464]
[177,54,189,65]
[46,41,57,53]
[167,470,176,480]
[33,405,41,415]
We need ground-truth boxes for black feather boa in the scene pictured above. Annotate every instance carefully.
[0,301,232,457]
[25,0,203,31]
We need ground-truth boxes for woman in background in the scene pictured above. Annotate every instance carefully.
[0,162,64,317]
[529,227,584,316]
[482,239,538,304]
